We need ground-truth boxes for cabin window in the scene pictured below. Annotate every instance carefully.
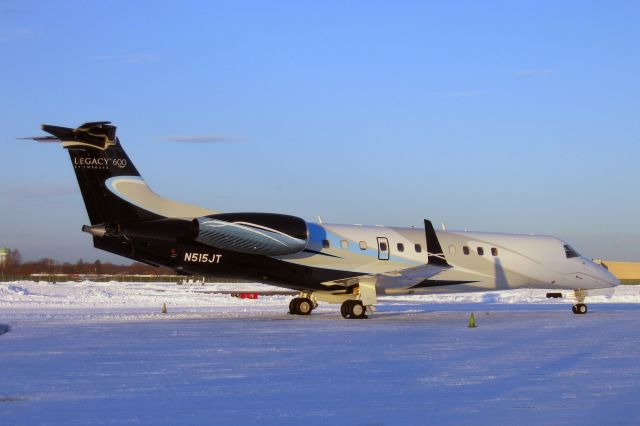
[564,244,579,259]
[491,247,498,256]
[340,240,349,249]
[379,242,388,251]
[322,239,330,249]
[449,245,456,255]
[397,243,405,252]
[477,247,484,256]
[415,244,422,253]
[463,246,470,255]
[359,241,367,250]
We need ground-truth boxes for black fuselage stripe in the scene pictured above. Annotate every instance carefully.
[410,280,479,289]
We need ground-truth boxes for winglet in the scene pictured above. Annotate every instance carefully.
[424,219,450,267]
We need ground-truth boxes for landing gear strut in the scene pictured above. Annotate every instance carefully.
[340,300,368,319]
[289,297,315,315]
[572,289,588,315]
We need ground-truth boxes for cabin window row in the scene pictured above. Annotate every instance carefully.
[460,246,498,256]
[396,243,423,253]
[322,239,499,257]
[324,239,424,253]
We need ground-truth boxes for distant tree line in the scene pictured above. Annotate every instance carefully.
[1,249,173,275]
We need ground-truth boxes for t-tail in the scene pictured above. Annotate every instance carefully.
[37,122,217,227]
[40,121,158,225]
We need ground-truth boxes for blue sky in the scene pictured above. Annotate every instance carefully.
[1,0,639,262]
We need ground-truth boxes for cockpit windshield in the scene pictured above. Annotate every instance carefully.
[564,244,580,259]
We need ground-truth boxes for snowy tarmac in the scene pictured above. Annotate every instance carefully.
[1,281,639,425]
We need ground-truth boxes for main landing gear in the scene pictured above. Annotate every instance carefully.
[572,289,588,315]
[288,284,376,319]
[287,296,371,319]
[340,300,368,319]
[288,297,315,316]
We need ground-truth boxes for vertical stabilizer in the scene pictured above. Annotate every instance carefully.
[41,122,161,225]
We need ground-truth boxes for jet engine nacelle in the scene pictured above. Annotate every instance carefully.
[191,212,308,256]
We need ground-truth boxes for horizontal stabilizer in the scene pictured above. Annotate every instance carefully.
[20,122,116,150]
[17,136,61,143]
[42,122,117,150]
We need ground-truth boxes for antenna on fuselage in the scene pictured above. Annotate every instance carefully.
[317,216,323,224]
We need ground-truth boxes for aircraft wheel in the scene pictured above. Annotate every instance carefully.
[297,298,313,315]
[340,300,351,319]
[341,300,367,319]
[289,298,301,315]
[572,303,588,315]
[350,301,367,319]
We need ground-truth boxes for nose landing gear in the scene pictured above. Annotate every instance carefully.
[572,289,588,315]
[572,303,588,314]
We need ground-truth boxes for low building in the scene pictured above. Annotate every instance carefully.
[596,260,640,282]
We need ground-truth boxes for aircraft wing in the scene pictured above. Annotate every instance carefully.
[319,219,452,291]
[374,263,450,289]
[376,219,452,288]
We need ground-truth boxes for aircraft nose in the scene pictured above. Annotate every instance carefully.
[608,273,621,287]
[595,263,620,287]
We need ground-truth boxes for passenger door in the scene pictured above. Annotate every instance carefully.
[377,237,390,261]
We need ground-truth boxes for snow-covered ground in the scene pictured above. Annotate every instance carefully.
[1,281,639,425]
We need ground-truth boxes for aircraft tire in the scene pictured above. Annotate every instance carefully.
[340,300,368,319]
[572,304,588,315]
[340,300,352,319]
[289,298,301,315]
